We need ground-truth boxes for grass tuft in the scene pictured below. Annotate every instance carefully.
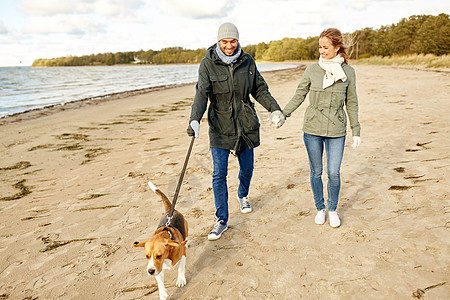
[356,54,450,68]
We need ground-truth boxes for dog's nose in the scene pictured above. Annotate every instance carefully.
[147,268,156,275]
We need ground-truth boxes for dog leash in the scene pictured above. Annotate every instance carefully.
[165,135,195,228]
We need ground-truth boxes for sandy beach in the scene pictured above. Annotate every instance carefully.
[0,64,449,299]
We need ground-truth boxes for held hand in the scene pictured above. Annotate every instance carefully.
[352,136,361,149]
[187,120,200,138]
[270,110,285,128]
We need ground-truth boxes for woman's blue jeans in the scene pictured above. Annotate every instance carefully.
[303,133,345,211]
[211,144,254,224]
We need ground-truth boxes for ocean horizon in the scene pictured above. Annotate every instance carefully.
[0,63,298,119]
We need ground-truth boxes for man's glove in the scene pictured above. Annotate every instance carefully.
[270,110,285,128]
[187,120,200,138]
[351,136,361,149]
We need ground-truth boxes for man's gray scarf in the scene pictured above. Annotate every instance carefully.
[215,42,242,66]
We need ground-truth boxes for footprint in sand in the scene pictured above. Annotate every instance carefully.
[0,261,24,280]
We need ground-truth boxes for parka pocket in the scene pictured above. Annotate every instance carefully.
[336,108,347,124]
[304,106,319,122]
[242,102,260,131]
[210,74,229,94]
[208,107,235,136]
[331,92,346,109]
[303,106,322,132]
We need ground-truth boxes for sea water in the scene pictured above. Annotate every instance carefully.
[0,63,298,118]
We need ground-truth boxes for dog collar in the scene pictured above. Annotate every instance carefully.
[162,227,174,240]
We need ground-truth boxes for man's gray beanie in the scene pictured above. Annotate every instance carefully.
[217,22,239,41]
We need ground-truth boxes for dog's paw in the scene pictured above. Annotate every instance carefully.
[176,276,187,287]
[159,288,169,300]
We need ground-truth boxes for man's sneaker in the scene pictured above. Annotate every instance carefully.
[329,211,341,228]
[314,209,326,225]
[208,220,228,240]
[237,196,252,213]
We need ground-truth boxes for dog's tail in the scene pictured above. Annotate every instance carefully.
[148,181,172,212]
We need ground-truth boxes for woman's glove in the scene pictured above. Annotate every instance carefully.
[352,136,361,149]
[270,110,285,128]
[187,120,200,138]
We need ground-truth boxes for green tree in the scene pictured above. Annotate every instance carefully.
[104,53,115,65]
[243,44,256,58]
[254,42,268,60]
[412,13,450,55]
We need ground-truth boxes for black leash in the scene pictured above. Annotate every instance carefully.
[165,135,195,227]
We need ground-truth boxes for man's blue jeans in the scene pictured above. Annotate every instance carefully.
[303,133,345,211]
[211,144,254,224]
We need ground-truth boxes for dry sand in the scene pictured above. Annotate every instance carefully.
[0,64,449,299]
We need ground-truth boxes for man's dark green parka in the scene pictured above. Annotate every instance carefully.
[190,44,281,151]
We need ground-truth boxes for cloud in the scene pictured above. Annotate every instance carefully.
[18,0,147,37]
[230,0,339,43]
[23,15,102,35]
[0,20,7,34]
[93,0,145,20]
[347,0,371,11]
[159,0,236,19]
[20,0,90,15]
[20,0,144,21]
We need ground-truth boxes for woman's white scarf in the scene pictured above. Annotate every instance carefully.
[318,54,347,89]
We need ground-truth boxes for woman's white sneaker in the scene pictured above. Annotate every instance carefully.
[314,209,326,224]
[329,211,341,228]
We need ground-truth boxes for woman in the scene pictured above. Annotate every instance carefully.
[283,28,361,228]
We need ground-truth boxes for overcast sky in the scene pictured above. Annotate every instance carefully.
[0,0,448,66]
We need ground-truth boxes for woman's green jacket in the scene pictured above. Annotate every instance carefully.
[283,63,361,137]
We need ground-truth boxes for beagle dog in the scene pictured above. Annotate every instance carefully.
[133,181,188,300]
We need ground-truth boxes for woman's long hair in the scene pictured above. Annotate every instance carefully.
[320,28,348,64]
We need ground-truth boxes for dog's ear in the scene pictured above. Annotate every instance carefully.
[133,241,145,248]
[165,240,180,248]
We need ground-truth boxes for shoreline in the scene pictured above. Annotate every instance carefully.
[3,61,446,126]
[0,82,195,125]
[0,65,304,126]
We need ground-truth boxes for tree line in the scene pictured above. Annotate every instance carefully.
[32,47,206,67]
[32,13,449,67]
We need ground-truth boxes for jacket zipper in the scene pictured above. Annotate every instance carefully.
[229,64,254,152]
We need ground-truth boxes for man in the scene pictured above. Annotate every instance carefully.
[188,23,284,240]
